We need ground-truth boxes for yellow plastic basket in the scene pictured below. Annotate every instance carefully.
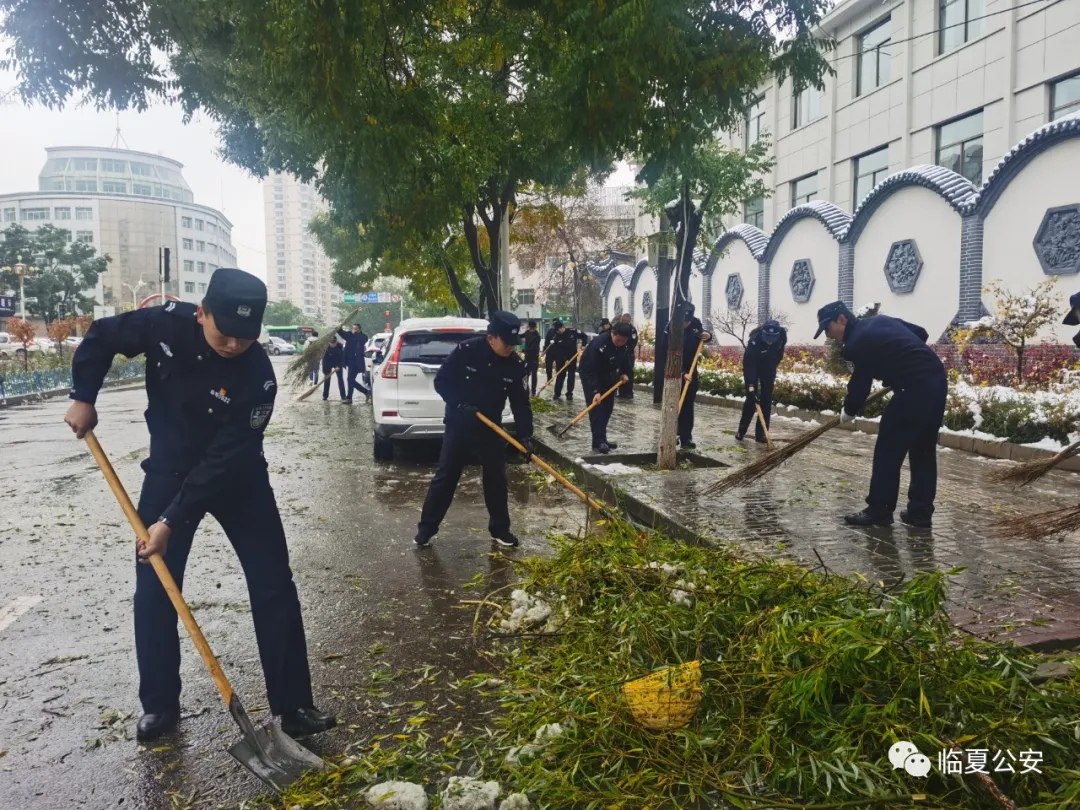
[622,660,702,730]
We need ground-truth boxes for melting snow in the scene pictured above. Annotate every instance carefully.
[365,781,429,810]
[499,796,530,810]
[588,462,641,475]
[441,777,500,810]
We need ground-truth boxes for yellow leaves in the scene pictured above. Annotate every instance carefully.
[366,114,379,126]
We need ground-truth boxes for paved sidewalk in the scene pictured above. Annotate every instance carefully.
[534,392,1080,650]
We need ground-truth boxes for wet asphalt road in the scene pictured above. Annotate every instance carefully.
[0,358,585,809]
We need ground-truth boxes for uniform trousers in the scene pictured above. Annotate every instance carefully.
[346,363,370,399]
[553,357,577,398]
[322,367,346,399]
[737,368,776,441]
[618,356,635,398]
[524,356,539,395]
[677,374,699,442]
[582,381,616,447]
[418,423,510,538]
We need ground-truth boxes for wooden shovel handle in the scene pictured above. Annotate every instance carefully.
[83,431,235,707]
[678,338,706,413]
[296,368,339,402]
[568,379,624,428]
[536,349,582,396]
[754,402,773,450]
[476,413,610,514]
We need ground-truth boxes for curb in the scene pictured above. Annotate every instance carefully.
[0,377,145,408]
[633,383,1080,472]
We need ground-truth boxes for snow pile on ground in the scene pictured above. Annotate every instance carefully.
[440,776,500,810]
[498,796,530,810]
[587,462,640,475]
[365,781,429,810]
[499,590,566,634]
[646,561,684,578]
[505,722,565,764]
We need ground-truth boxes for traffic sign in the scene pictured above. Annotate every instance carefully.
[342,292,402,304]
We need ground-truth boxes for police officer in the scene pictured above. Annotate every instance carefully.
[1062,292,1080,347]
[321,337,347,400]
[666,303,711,449]
[579,322,633,452]
[551,321,584,401]
[543,319,561,383]
[415,311,535,549]
[599,318,612,333]
[814,300,947,528]
[64,268,335,742]
[617,313,638,399]
[736,320,787,443]
[521,319,542,396]
[336,323,369,403]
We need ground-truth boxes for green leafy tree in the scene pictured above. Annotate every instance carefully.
[263,299,306,326]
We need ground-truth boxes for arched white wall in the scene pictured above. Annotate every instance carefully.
[983,139,1080,344]
[604,279,630,320]
[633,267,657,329]
[710,240,761,347]
[853,187,962,341]
[768,219,841,344]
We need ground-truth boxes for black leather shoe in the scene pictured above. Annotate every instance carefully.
[844,509,894,527]
[492,532,520,548]
[136,709,179,742]
[280,707,337,738]
[594,442,611,454]
[734,433,745,442]
[900,509,932,529]
[341,398,353,404]
[414,531,435,548]
[680,439,696,449]
[566,393,574,401]
[606,440,619,450]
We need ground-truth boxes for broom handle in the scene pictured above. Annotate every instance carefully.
[568,379,624,428]
[678,338,706,413]
[83,431,235,706]
[296,368,339,402]
[476,412,610,514]
[536,349,581,396]
[754,402,773,450]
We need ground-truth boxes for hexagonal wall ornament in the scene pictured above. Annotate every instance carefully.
[725,273,744,309]
[883,239,923,294]
[1033,204,1080,276]
[642,290,654,318]
[789,259,815,303]
[613,297,624,318]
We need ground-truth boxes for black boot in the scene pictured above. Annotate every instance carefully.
[280,707,337,737]
[679,438,696,449]
[594,442,611,454]
[136,708,180,742]
[844,509,894,527]
[606,440,619,450]
[900,509,932,529]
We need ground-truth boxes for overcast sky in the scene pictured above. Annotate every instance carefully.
[0,95,269,280]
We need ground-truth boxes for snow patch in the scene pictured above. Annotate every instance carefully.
[588,462,640,475]
[499,590,563,634]
[499,796,530,810]
[441,777,500,810]
[505,723,565,765]
[365,781,429,810]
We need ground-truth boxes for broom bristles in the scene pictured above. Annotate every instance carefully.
[283,307,361,389]
[994,503,1080,542]
[991,440,1080,487]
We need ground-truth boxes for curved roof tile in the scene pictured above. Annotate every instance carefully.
[701,225,768,272]
[601,264,634,298]
[763,201,851,264]
[847,165,977,243]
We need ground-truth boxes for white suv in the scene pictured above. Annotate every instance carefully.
[371,317,515,460]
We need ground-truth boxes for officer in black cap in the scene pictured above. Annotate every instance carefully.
[814,300,947,528]
[579,322,633,452]
[336,323,370,403]
[521,319,542,395]
[599,317,612,333]
[64,267,335,742]
[543,319,561,383]
[664,302,711,449]
[415,311,535,549]
[321,337,347,400]
[736,319,787,442]
[1062,292,1080,348]
[617,313,638,399]
[551,321,585,401]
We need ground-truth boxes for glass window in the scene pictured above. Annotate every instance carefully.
[183,260,195,272]
[791,173,819,205]
[198,282,207,294]
[183,238,194,250]
[101,159,127,173]
[44,178,66,191]
[21,208,50,221]
[939,0,984,55]
[181,216,193,228]
[2,208,14,222]
[133,183,152,196]
[853,146,890,206]
[130,162,153,176]
[197,261,206,273]
[208,243,217,254]
[74,180,97,192]
[76,207,93,220]
[516,288,535,306]
[75,230,94,243]
[207,223,216,234]
[936,110,984,184]
[1051,73,1080,121]
[184,281,196,294]
[195,240,205,252]
[792,85,821,129]
[54,207,71,220]
[857,17,891,96]
[745,95,767,149]
[102,181,126,194]
[195,219,204,231]
[72,158,98,171]
[151,184,164,198]
[744,197,764,229]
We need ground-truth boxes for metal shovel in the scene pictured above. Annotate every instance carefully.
[83,431,326,793]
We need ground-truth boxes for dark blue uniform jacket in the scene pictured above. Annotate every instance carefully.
[579,332,632,391]
[842,315,945,414]
[322,342,344,373]
[434,336,534,439]
[743,326,787,386]
[337,329,368,368]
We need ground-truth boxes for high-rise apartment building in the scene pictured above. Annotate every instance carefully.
[262,172,339,321]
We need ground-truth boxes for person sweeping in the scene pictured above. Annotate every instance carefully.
[521,319,542,396]
[665,303,711,449]
[577,322,633,453]
[814,301,946,528]
[320,338,347,401]
[736,320,786,443]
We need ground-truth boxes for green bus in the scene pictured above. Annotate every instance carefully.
[265,325,317,346]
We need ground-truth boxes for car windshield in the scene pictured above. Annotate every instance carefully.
[397,332,474,365]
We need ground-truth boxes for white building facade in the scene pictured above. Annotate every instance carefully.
[262,172,340,322]
[0,146,237,310]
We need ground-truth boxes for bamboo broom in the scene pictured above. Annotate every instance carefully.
[994,502,1080,542]
[704,387,892,497]
[991,439,1080,487]
[284,307,361,389]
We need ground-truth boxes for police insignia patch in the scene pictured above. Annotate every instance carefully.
[250,403,273,429]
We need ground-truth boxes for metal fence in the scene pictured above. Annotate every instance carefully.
[0,359,145,400]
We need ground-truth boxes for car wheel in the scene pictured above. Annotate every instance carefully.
[373,434,394,462]
[269,346,279,356]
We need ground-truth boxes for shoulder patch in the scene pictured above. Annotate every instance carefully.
[250,402,273,429]
[162,300,197,318]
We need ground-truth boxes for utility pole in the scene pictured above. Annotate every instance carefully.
[499,205,511,311]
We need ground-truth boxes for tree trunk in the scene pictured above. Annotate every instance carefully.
[1016,343,1025,385]
[571,254,582,328]
[438,246,480,318]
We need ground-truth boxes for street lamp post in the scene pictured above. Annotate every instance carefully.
[0,255,40,320]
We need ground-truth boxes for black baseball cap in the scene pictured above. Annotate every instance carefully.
[814,301,854,339]
[684,303,695,318]
[204,268,266,339]
[488,310,524,345]
[1063,292,1080,326]
[760,320,784,344]
[612,322,633,338]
